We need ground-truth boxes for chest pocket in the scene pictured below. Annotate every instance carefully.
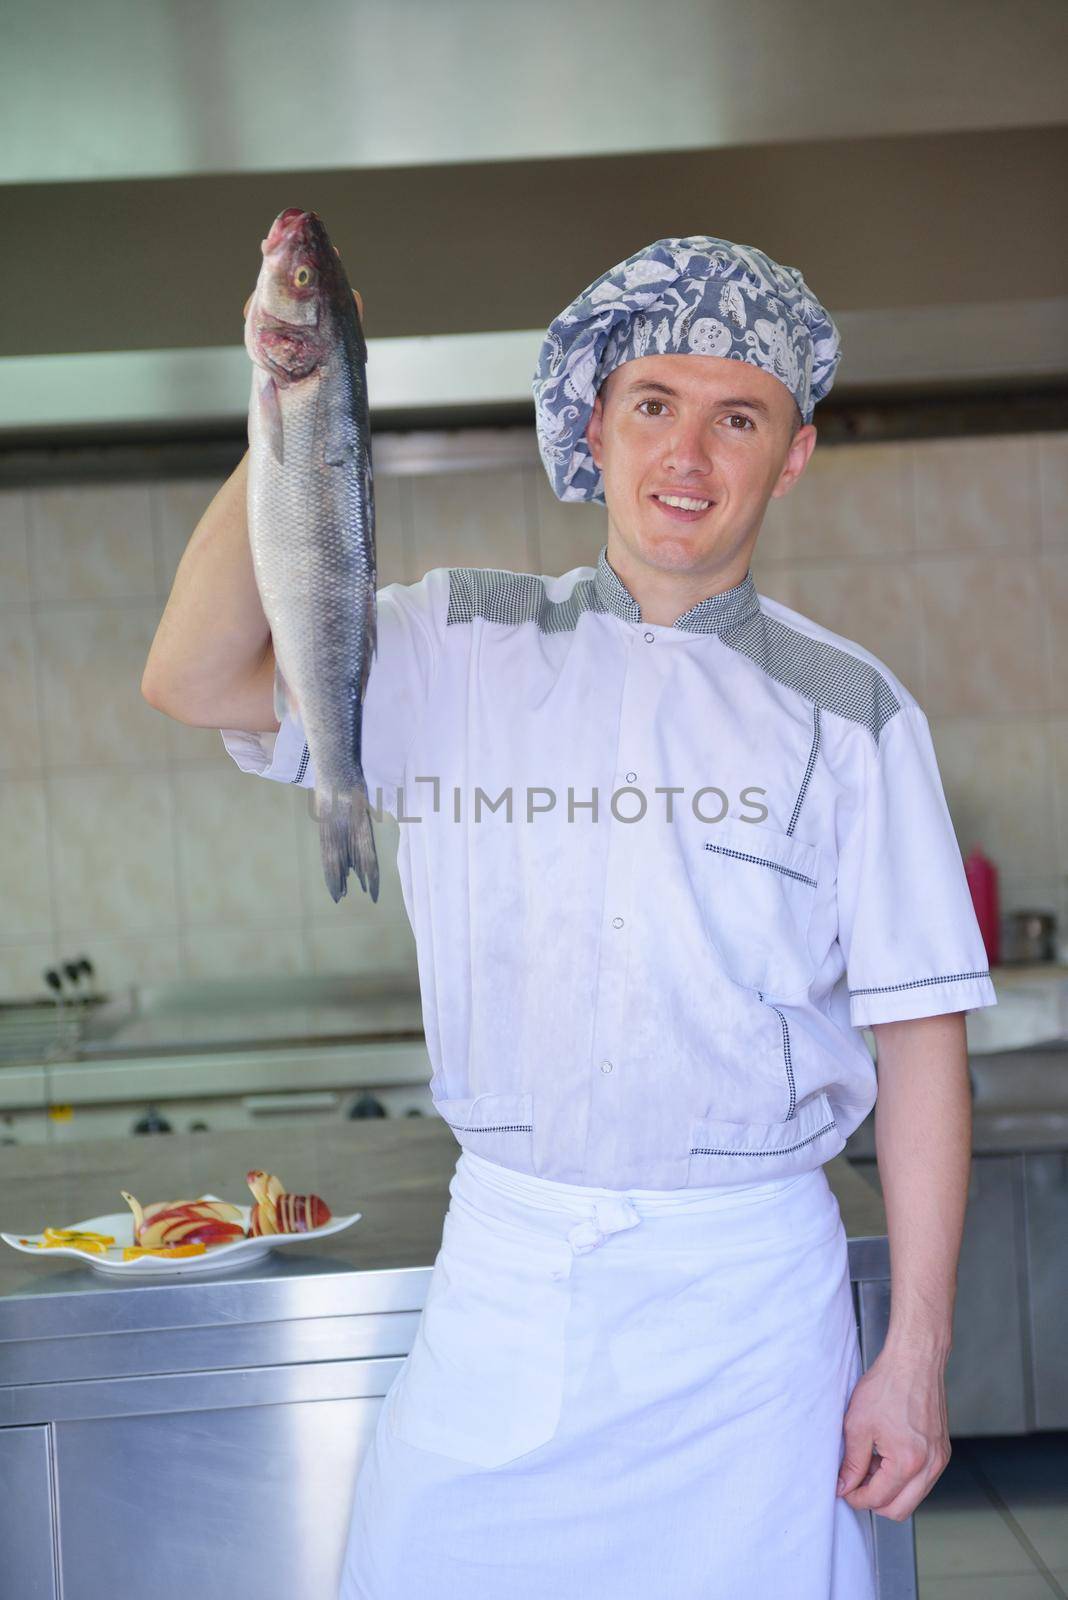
[695,819,820,1000]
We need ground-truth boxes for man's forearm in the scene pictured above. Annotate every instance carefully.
[870,1011,972,1360]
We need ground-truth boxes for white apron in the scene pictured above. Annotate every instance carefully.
[338,1149,877,1600]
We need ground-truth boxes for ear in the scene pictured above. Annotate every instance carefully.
[770,422,818,498]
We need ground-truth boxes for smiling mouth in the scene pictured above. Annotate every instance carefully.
[652,493,715,518]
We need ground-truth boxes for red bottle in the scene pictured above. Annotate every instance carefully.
[964,847,1000,968]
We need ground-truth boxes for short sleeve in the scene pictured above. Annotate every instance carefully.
[835,702,998,1027]
[219,567,448,815]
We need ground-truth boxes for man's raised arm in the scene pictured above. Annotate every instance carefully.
[140,449,280,734]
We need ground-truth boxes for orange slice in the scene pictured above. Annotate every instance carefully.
[122,1243,208,1261]
[38,1237,109,1254]
[44,1227,116,1245]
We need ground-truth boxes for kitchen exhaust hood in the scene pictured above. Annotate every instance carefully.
[2,302,1066,436]
[4,0,1067,187]
[2,0,1066,434]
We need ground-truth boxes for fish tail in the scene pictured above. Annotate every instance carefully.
[315,783,380,903]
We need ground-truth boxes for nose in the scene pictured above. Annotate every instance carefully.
[661,415,714,481]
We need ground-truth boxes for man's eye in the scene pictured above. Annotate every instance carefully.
[635,401,754,428]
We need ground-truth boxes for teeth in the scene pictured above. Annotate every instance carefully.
[656,495,711,512]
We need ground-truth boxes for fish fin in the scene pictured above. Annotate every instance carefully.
[273,660,299,724]
[313,784,379,903]
[359,586,377,704]
[258,374,285,465]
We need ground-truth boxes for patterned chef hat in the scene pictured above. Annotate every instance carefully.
[532,236,842,505]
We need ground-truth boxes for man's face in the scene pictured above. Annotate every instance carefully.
[583,353,816,579]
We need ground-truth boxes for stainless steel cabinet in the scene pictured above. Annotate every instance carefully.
[0,1266,420,1600]
[1022,1151,1068,1429]
[0,1128,911,1597]
[850,1149,1068,1434]
[44,1393,387,1598]
[0,1425,59,1598]
[949,1155,1033,1435]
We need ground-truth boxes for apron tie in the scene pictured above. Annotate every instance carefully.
[566,1196,642,1255]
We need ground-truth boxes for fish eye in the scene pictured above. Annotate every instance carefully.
[293,265,315,288]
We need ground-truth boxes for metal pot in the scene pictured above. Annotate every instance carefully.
[1000,910,1057,965]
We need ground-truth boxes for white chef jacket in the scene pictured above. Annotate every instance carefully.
[221,543,997,1190]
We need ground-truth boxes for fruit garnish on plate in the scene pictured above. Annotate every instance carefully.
[120,1192,247,1249]
[246,1170,332,1235]
[122,1242,208,1261]
[44,1227,116,1245]
[28,1231,112,1254]
[41,1235,115,1248]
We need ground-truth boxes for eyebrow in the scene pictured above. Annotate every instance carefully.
[620,379,772,420]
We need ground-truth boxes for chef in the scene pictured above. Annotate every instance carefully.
[220,235,998,1599]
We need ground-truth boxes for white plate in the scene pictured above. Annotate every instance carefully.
[1,1193,362,1277]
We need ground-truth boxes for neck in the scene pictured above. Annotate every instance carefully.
[606,538,753,627]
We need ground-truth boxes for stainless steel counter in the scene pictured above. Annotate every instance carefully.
[1,973,426,1065]
[0,1121,913,1600]
[0,974,433,1146]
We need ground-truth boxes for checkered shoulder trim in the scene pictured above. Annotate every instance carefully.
[723,608,902,747]
[446,567,601,635]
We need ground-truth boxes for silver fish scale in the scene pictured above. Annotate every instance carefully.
[247,367,375,799]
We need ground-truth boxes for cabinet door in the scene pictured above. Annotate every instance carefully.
[1022,1152,1068,1429]
[853,1154,1030,1434]
[53,1397,382,1599]
[948,1155,1031,1434]
[0,1425,59,1598]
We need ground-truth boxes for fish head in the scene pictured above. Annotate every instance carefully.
[245,208,361,385]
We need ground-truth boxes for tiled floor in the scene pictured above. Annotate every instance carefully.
[912,1433,1068,1598]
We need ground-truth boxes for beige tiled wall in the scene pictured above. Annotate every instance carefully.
[756,430,1068,949]
[1,429,1065,999]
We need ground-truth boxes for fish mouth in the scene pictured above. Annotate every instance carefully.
[264,208,314,253]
